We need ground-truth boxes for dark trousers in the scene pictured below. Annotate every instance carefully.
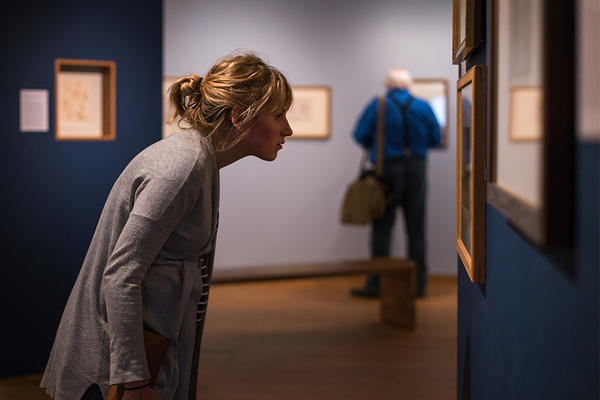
[368,155,427,296]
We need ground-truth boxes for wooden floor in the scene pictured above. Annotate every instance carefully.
[0,275,456,400]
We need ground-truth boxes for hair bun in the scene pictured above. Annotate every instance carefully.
[168,74,203,121]
[176,74,201,98]
[191,75,203,92]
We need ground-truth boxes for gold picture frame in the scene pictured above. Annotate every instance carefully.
[488,0,574,248]
[452,0,484,64]
[55,59,116,141]
[456,65,487,283]
[286,86,331,139]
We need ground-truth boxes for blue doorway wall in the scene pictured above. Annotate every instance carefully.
[0,0,162,378]
[456,1,599,399]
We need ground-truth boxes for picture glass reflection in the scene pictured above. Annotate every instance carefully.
[461,82,473,255]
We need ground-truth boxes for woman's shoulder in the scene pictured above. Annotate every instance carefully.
[125,130,216,188]
[162,130,215,163]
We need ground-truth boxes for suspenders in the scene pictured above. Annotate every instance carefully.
[389,95,414,155]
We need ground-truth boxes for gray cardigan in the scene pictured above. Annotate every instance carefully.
[41,131,220,400]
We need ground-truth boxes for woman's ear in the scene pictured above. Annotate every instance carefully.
[231,107,243,131]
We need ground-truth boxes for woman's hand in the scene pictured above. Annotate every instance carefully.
[122,386,157,400]
[121,380,157,400]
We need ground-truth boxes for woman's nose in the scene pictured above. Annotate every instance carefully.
[283,117,293,137]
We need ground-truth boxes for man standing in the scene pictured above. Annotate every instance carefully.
[351,68,442,298]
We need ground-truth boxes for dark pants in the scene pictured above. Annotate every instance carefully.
[81,384,103,400]
[367,155,428,296]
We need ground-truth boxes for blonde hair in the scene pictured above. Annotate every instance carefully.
[168,52,293,151]
[384,68,413,89]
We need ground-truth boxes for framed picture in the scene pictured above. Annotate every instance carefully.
[286,86,331,139]
[55,59,115,141]
[162,76,184,139]
[488,0,574,247]
[578,0,600,143]
[509,86,543,141]
[452,0,483,64]
[456,65,486,283]
[410,78,449,147]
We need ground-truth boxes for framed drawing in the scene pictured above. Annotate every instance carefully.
[55,59,116,141]
[410,78,449,147]
[509,86,543,141]
[488,0,574,247]
[456,65,486,283]
[162,76,182,139]
[578,0,600,143]
[452,0,483,64]
[286,86,331,139]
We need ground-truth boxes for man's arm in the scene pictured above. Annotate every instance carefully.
[353,97,378,149]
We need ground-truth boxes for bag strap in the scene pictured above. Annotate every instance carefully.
[376,95,385,177]
[389,95,414,152]
[356,151,368,178]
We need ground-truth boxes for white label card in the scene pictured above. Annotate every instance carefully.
[20,89,49,132]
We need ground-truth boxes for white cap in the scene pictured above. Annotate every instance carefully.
[384,68,413,89]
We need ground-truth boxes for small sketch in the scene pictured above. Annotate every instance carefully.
[60,76,91,123]
[287,97,312,126]
[509,86,543,141]
[286,86,330,139]
[56,69,104,138]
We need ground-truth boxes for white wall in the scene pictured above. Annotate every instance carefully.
[164,0,457,275]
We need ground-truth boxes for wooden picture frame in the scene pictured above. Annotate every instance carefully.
[456,65,486,283]
[55,59,116,141]
[410,78,449,148]
[452,0,483,64]
[286,86,331,139]
[488,0,574,248]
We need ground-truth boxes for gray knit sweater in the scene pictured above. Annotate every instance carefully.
[41,131,220,400]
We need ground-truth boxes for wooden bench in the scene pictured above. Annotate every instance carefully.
[212,258,416,330]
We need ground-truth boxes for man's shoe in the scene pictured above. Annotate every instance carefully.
[350,286,380,298]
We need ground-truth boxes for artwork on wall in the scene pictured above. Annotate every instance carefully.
[162,76,186,139]
[509,86,543,141]
[452,0,483,64]
[456,65,486,283]
[410,78,449,147]
[286,86,331,139]
[488,0,574,247]
[577,0,600,142]
[55,59,116,141]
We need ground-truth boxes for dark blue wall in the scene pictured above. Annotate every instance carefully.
[0,0,162,378]
[457,2,599,399]
[458,151,599,398]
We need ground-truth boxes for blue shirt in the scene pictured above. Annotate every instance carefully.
[353,89,442,161]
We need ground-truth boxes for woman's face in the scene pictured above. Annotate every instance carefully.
[241,110,293,161]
